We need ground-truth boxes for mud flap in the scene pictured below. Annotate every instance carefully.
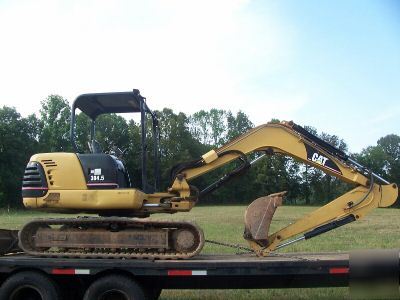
[243,192,286,247]
[0,229,20,255]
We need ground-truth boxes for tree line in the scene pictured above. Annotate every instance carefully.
[0,95,399,208]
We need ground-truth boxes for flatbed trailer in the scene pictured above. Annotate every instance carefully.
[0,252,350,288]
[1,251,398,300]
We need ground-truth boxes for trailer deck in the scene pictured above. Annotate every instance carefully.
[0,252,352,289]
[0,250,398,300]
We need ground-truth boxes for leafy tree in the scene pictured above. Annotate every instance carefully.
[39,95,71,152]
[226,111,254,142]
[94,114,130,153]
[188,110,227,146]
[124,119,142,188]
[208,109,227,147]
[194,110,254,203]
[75,112,92,152]
[189,110,212,145]
[157,108,206,190]
[0,107,40,207]
[376,134,400,184]
[355,146,387,178]
[356,134,400,205]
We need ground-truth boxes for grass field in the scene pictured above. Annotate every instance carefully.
[0,205,399,299]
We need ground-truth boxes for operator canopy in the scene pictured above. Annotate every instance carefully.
[72,89,145,120]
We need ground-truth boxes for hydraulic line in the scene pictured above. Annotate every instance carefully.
[199,150,250,199]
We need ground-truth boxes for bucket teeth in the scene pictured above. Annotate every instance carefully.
[243,191,286,247]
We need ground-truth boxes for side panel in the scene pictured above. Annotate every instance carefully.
[34,189,145,210]
[23,153,87,209]
[23,153,145,211]
[31,153,87,190]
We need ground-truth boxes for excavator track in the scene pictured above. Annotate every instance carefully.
[18,217,204,259]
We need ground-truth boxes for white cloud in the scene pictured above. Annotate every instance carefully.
[0,0,303,123]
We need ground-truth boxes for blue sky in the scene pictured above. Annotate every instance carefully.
[244,0,400,152]
[0,0,399,152]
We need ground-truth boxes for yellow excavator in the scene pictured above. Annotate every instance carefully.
[8,90,398,259]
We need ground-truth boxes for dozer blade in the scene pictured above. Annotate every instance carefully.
[0,229,20,255]
[243,192,286,247]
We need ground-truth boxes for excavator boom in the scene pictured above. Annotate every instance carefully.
[168,121,398,255]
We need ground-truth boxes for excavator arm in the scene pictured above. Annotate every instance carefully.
[168,121,398,255]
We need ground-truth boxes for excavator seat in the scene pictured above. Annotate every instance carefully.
[88,140,103,154]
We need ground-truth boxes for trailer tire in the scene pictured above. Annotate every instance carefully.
[0,271,61,300]
[83,274,145,300]
[144,287,162,300]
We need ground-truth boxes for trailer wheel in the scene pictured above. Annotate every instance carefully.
[0,271,61,300]
[143,287,162,300]
[83,274,145,300]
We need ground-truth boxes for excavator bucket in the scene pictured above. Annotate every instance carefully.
[243,192,286,247]
[0,229,20,255]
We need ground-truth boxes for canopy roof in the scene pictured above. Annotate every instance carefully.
[72,89,145,120]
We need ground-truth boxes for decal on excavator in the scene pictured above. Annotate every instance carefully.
[90,168,105,181]
[305,144,342,175]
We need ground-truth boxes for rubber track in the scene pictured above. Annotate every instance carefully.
[18,217,204,260]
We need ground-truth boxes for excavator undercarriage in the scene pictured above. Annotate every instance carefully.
[19,218,204,259]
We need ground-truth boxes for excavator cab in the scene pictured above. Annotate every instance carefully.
[70,90,160,193]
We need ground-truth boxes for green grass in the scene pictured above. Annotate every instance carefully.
[1,206,399,299]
